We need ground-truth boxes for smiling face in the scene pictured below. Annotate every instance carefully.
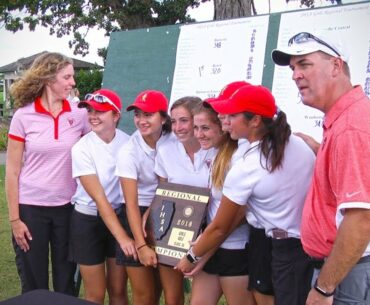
[87,107,119,141]
[134,109,164,140]
[46,63,75,100]
[170,106,194,144]
[193,112,223,150]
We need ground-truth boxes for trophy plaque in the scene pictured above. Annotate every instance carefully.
[149,181,210,266]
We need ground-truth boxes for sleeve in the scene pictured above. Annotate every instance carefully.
[333,130,370,211]
[115,145,139,180]
[222,158,261,206]
[71,137,97,178]
[8,109,26,142]
[154,148,168,179]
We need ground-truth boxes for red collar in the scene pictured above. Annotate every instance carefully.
[34,97,72,115]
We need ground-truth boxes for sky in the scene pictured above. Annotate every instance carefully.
[0,0,345,68]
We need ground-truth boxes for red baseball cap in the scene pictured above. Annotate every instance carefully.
[204,81,251,106]
[209,85,277,118]
[126,90,168,112]
[79,88,122,113]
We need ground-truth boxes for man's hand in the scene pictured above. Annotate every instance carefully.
[306,288,333,305]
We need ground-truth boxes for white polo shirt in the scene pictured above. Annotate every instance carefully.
[208,140,251,249]
[71,129,130,215]
[115,130,172,207]
[155,136,216,188]
[223,135,315,238]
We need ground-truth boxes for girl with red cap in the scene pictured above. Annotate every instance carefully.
[69,88,130,305]
[115,89,172,305]
[177,85,316,305]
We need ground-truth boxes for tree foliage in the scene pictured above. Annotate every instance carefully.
[74,69,103,98]
[0,0,204,57]
[0,0,342,60]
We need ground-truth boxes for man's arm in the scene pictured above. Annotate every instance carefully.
[306,208,370,305]
[294,132,320,155]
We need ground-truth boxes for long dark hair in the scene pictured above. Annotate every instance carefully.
[244,110,291,172]
[160,111,172,135]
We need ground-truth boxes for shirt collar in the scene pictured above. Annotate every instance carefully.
[323,86,363,130]
[34,96,72,115]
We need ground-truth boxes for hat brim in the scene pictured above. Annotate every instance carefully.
[126,104,157,112]
[271,47,321,66]
[78,100,115,112]
[206,99,241,114]
[272,42,343,66]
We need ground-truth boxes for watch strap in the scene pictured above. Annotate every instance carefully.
[186,247,200,264]
[314,279,335,297]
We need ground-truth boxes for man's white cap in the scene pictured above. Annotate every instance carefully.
[271,31,349,66]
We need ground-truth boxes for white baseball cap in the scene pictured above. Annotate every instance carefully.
[271,31,348,66]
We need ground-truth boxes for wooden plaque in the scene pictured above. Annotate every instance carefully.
[149,182,210,266]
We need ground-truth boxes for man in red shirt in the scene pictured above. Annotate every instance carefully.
[272,32,370,305]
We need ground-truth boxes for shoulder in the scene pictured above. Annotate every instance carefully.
[69,101,88,118]
[72,132,93,153]
[157,135,178,153]
[116,129,130,141]
[13,103,34,116]
[287,134,316,161]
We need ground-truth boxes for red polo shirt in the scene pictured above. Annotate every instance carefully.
[301,86,370,258]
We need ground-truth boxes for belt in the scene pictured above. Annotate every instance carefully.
[271,228,289,239]
[74,204,122,216]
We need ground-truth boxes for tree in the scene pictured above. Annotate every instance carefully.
[295,0,342,8]
[0,0,342,60]
[74,69,103,98]
[0,0,203,57]
[213,0,255,20]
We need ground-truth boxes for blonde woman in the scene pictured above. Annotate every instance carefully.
[6,52,89,294]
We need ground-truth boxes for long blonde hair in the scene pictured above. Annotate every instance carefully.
[212,135,238,189]
[192,103,238,189]
[10,52,73,108]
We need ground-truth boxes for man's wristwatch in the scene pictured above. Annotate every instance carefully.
[186,247,201,264]
[314,279,335,297]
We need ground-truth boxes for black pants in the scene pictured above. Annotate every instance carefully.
[271,238,313,305]
[13,204,76,295]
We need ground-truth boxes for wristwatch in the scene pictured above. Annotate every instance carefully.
[186,247,201,264]
[314,279,335,297]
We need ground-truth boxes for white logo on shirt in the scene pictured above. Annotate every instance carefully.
[345,191,361,198]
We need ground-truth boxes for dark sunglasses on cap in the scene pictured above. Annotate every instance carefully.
[85,93,121,113]
[288,32,341,57]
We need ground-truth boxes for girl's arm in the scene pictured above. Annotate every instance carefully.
[120,177,158,267]
[79,174,137,260]
[176,195,240,273]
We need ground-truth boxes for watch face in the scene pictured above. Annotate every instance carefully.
[186,253,195,263]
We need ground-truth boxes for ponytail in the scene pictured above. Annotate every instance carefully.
[260,110,291,172]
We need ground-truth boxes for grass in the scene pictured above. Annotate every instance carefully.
[0,165,226,304]
[0,126,8,151]
[0,165,20,300]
